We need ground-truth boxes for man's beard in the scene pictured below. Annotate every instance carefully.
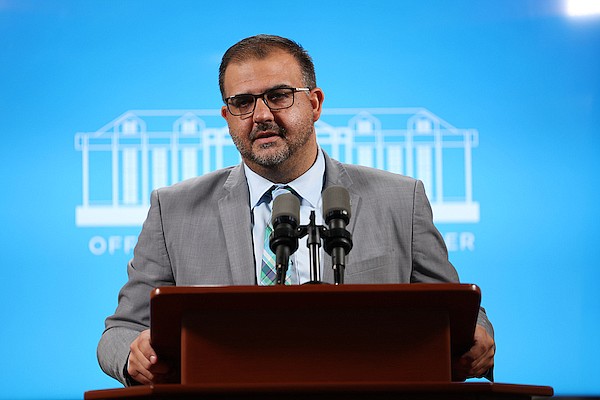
[232,122,312,167]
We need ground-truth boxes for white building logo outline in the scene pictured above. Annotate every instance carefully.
[74,108,479,227]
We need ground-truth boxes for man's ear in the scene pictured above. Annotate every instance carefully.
[310,88,325,122]
[220,105,228,120]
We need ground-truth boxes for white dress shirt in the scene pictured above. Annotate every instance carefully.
[244,149,326,284]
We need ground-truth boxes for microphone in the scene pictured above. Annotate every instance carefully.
[269,192,300,284]
[322,186,353,285]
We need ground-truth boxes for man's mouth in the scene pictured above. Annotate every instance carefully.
[251,126,285,145]
[253,131,280,140]
[253,133,281,147]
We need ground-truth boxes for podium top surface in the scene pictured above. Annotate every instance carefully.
[85,382,554,400]
[150,283,481,361]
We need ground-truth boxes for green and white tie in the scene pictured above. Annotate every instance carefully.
[259,186,297,285]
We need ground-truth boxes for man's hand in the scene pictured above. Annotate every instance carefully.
[127,329,173,385]
[453,325,495,381]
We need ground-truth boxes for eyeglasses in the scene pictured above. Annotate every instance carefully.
[225,87,310,116]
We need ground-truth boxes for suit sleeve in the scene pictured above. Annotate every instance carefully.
[97,189,175,386]
[410,180,458,283]
[410,180,494,343]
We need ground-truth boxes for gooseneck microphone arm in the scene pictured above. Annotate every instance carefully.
[274,244,291,285]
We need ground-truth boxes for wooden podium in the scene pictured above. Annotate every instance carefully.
[85,284,553,399]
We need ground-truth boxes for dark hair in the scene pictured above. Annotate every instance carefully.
[219,34,316,101]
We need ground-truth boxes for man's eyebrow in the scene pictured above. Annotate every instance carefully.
[270,84,294,90]
[230,84,294,97]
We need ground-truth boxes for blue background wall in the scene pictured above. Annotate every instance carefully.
[1,1,599,398]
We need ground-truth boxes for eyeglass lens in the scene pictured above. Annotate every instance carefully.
[228,88,296,115]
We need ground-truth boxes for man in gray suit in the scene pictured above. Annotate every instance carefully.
[98,34,495,386]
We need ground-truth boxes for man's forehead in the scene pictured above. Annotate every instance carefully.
[223,51,302,92]
[226,50,298,72]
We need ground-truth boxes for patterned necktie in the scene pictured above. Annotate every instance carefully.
[259,186,298,285]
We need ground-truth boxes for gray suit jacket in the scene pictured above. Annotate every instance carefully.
[98,152,493,385]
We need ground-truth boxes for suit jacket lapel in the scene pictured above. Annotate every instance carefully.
[321,153,361,284]
[219,164,256,285]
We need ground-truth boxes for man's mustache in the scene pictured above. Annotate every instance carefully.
[250,123,287,140]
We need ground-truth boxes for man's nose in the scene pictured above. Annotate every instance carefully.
[253,98,274,123]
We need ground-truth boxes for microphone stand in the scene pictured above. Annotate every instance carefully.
[296,211,327,284]
[306,211,322,283]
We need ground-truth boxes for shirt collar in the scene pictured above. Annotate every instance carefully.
[244,148,326,210]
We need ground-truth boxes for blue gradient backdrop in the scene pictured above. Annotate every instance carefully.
[1,1,598,398]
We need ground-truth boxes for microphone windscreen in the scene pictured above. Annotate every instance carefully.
[322,186,351,219]
[271,193,300,225]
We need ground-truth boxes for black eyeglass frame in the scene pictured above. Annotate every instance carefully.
[224,87,311,116]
